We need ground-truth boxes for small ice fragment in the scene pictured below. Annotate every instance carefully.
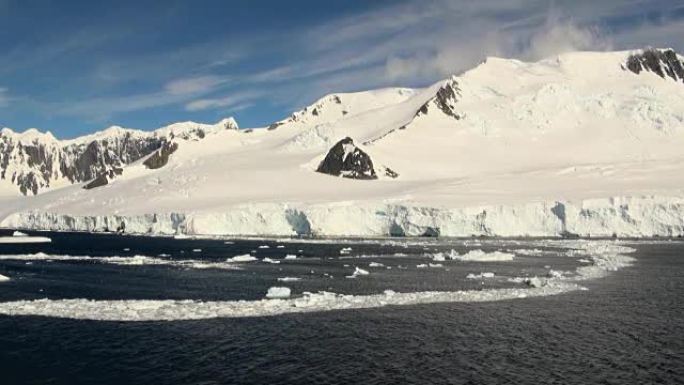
[258,245,270,249]
[284,254,297,260]
[384,290,396,296]
[369,262,384,267]
[432,253,446,262]
[416,264,428,268]
[277,277,300,282]
[123,248,131,252]
[265,286,291,299]
[428,263,443,268]
[192,249,202,253]
[158,253,170,257]
[340,247,352,255]
[224,241,234,245]
[0,274,10,282]
[263,257,280,264]
[466,272,495,279]
[12,231,28,237]
[276,245,285,249]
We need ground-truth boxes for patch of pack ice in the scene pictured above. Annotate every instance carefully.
[0,253,240,270]
[0,240,637,321]
[0,283,585,321]
[0,235,52,244]
[448,250,515,262]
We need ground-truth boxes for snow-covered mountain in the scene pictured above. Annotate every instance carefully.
[3,48,684,237]
[0,118,238,195]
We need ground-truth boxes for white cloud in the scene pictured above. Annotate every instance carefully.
[164,75,230,95]
[185,91,260,112]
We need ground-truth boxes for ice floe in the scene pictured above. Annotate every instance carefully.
[226,254,258,262]
[466,272,495,279]
[277,277,301,282]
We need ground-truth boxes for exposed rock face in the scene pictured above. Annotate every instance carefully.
[83,167,123,190]
[625,48,684,83]
[316,137,377,180]
[0,118,237,195]
[143,142,179,170]
[415,76,463,120]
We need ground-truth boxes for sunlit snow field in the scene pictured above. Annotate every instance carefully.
[0,230,682,384]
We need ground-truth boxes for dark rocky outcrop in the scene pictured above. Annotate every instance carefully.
[143,142,179,169]
[1,118,237,196]
[625,48,684,83]
[83,167,123,190]
[316,137,377,180]
[415,77,462,120]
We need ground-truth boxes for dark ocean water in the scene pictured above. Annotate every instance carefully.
[0,230,682,384]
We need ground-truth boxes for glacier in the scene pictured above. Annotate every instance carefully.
[4,195,684,237]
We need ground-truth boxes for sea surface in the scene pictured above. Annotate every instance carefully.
[0,230,682,384]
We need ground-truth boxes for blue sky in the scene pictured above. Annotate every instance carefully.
[0,0,683,138]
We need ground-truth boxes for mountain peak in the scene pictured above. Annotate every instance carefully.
[624,48,684,83]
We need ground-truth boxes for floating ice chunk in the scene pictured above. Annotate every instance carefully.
[284,254,297,260]
[524,277,545,288]
[449,250,515,262]
[0,274,9,282]
[258,245,270,249]
[226,254,258,262]
[265,286,291,299]
[158,253,171,257]
[276,245,285,249]
[369,262,385,267]
[466,272,495,279]
[224,241,234,245]
[547,270,564,278]
[263,257,280,264]
[346,267,370,278]
[383,290,396,296]
[428,263,443,268]
[12,231,28,237]
[432,253,446,262]
[277,277,301,282]
[340,247,352,255]
[123,248,131,252]
[174,234,190,239]
[393,253,407,257]
[416,264,428,268]
[192,249,202,253]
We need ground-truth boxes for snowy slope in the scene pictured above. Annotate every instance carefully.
[3,48,684,237]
